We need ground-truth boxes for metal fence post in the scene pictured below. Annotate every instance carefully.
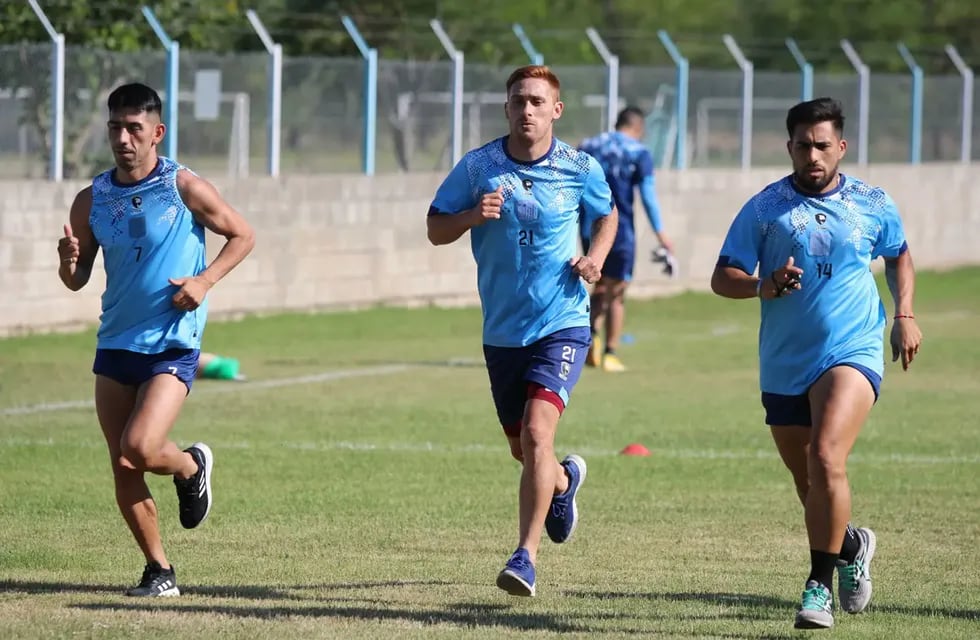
[246,9,283,177]
[512,24,544,65]
[723,34,754,170]
[142,6,179,160]
[944,44,973,164]
[657,30,688,170]
[430,19,464,167]
[785,38,813,102]
[27,0,64,181]
[586,27,619,132]
[840,40,869,166]
[897,43,923,164]
[341,15,377,176]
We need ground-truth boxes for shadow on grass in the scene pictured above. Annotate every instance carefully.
[0,579,452,602]
[565,589,980,622]
[70,600,638,634]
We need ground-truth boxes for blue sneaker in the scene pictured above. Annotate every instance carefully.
[496,548,536,597]
[545,454,587,543]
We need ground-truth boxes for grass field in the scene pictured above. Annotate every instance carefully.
[1,268,978,639]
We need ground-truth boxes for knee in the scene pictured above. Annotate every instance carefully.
[520,420,554,455]
[119,438,157,471]
[807,445,847,486]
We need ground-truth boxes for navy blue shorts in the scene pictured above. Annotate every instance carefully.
[93,348,200,393]
[763,363,881,427]
[483,327,591,430]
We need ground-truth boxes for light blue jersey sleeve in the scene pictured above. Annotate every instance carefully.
[429,157,477,216]
[718,200,761,275]
[635,149,663,232]
[871,191,908,259]
[581,155,614,223]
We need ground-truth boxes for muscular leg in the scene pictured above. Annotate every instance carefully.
[805,366,875,555]
[589,279,610,338]
[96,374,197,567]
[604,279,629,353]
[771,426,811,506]
[508,398,567,565]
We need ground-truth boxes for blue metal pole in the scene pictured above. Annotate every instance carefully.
[657,30,688,170]
[512,24,544,65]
[945,44,974,164]
[786,38,813,102]
[723,34,754,170]
[246,9,283,177]
[840,40,869,166]
[430,19,464,167]
[341,15,377,176]
[897,43,923,164]
[586,27,619,132]
[142,6,178,159]
[27,0,63,181]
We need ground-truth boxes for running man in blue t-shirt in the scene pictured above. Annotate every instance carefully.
[57,83,255,597]
[710,98,923,630]
[579,107,676,372]
[427,65,618,597]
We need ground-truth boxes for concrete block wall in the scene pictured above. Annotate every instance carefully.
[1,163,977,336]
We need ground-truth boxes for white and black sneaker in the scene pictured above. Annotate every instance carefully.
[174,442,213,529]
[126,562,180,597]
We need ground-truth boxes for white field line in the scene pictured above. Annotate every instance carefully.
[0,436,976,466]
[1,364,415,417]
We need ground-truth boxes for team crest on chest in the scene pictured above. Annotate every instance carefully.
[815,212,827,225]
[516,198,538,222]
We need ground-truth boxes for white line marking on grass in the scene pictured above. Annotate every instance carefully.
[0,364,416,417]
[1,436,976,466]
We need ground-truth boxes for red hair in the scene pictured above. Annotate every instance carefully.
[506,65,561,96]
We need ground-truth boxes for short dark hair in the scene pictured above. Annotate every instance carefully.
[786,98,844,138]
[107,83,162,115]
[615,106,645,129]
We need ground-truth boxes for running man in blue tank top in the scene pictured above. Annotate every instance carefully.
[710,98,923,630]
[427,65,618,598]
[57,83,255,597]
[578,107,677,372]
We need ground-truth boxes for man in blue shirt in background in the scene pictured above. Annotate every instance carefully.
[579,107,676,371]
[710,97,922,630]
[427,65,618,598]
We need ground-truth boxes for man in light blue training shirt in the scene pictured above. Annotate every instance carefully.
[710,97,922,631]
[427,65,618,598]
[579,106,676,371]
[57,83,255,598]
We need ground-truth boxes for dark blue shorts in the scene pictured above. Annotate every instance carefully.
[581,237,635,282]
[763,363,881,427]
[483,327,591,430]
[93,348,200,393]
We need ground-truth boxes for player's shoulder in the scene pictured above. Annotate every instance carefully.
[552,138,602,175]
[462,136,506,165]
[747,175,796,210]
[841,174,894,209]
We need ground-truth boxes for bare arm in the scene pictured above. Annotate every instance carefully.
[884,249,922,370]
[177,169,255,287]
[57,187,98,291]
[586,207,618,267]
[427,186,503,246]
[884,250,915,317]
[426,208,482,245]
[711,257,803,300]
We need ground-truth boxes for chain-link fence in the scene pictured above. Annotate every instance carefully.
[1,42,977,179]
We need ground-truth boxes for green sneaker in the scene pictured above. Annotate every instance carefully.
[838,527,876,613]
[794,580,834,629]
